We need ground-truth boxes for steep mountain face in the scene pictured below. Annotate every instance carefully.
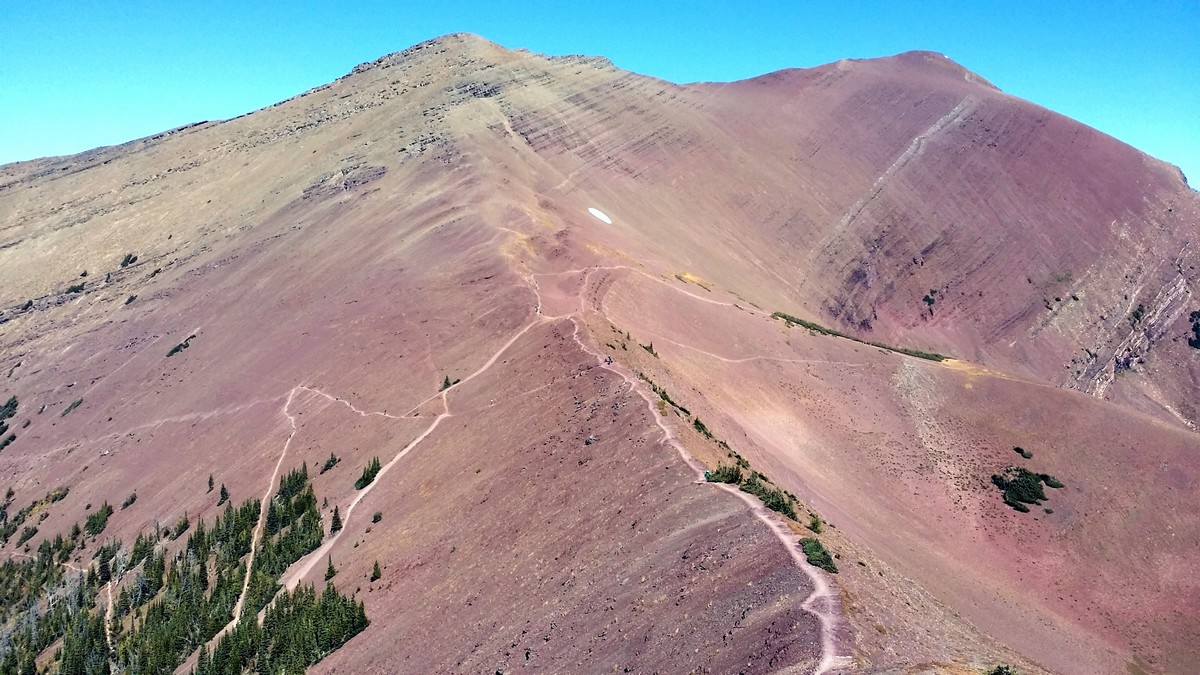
[0,34,1197,674]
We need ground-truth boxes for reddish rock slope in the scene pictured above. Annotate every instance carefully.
[0,34,1196,674]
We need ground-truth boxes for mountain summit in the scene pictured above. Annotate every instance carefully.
[0,35,1197,674]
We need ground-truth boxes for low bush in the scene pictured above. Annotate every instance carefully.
[320,452,340,474]
[740,474,797,520]
[1040,474,1065,489]
[166,334,196,357]
[807,514,823,533]
[169,513,190,539]
[799,537,838,573]
[84,502,113,536]
[355,457,382,490]
[61,398,83,417]
[705,465,742,484]
[772,311,948,362]
[992,466,1064,512]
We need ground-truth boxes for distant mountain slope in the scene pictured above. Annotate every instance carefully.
[0,33,1196,674]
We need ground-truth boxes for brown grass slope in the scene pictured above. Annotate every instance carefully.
[0,32,1196,674]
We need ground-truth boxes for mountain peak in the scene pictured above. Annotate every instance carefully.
[346,32,511,78]
[888,49,999,89]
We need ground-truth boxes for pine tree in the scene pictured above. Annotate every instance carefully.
[325,556,337,581]
[217,484,228,506]
[196,643,210,675]
[207,474,214,493]
[370,561,381,581]
[330,506,343,534]
[98,554,111,584]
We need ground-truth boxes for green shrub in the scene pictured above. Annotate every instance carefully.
[740,475,797,520]
[799,537,838,573]
[84,502,113,536]
[120,253,138,268]
[637,374,690,415]
[772,311,948,361]
[320,452,339,474]
[372,511,382,523]
[1129,303,1145,326]
[705,465,742,484]
[65,282,85,294]
[121,493,137,509]
[1013,446,1033,459]
[169,513,190,539]
[992,467,1063,511]
[166,334,196,357]
[692,417,714,439]
[61,398,83,417]
[355,457,382,490]
[370,561,381,581]
[1040,474,1065,489]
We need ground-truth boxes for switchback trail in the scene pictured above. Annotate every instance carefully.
[232,260,849,673]
[279,318,544,591]
[563,309,850,674]
[229,386,303,624]
[536,264,848,673]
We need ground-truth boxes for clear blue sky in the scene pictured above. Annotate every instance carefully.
[2,1,1197,184]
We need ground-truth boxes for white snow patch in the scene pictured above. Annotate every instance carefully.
[588,207,613,224]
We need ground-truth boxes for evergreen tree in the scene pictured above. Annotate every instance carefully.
[218,484,229,506]
[98,555,111,584]
[370,561,381,582]
[196,644,210,675]
[207,474,214,493]
[325,556,337,581]
[330,506,343,534]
